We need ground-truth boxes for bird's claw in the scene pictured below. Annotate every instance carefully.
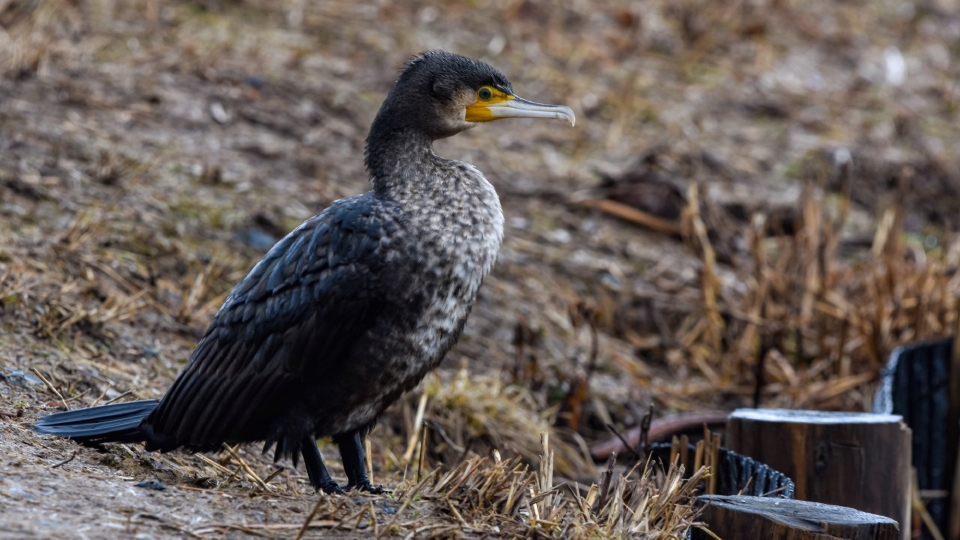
[318,481,345,495]
[345,482,389,494]
[317,481,387,495]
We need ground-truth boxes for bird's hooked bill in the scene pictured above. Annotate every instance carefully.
[466,90,576,126]
[486,96,576,126]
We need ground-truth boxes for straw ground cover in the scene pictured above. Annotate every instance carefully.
[2,0,960,537]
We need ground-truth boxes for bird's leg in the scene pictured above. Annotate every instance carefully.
[334,431,385,493]
[300,436,343,494]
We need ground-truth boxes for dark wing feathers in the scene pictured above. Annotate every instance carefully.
[143,196,389,451]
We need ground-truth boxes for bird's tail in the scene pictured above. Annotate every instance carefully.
[33,400,159,445]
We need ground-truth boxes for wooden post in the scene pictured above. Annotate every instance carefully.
[691,495,900,540]
[726,409,911,540]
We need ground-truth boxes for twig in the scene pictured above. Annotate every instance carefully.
[64,389,90,403]
[90,383,113,407]
[102,390,133,405]
[368,500,379,537]
[761,485,789,497]
[402,393,428,465]
[604,423,640,461]
[334,505,368,532]
[379,469,439,539]
[221,444,268,490]
[638,405,654,454]
[32,368,69,411]
[52,451,78,468]
[446,498,469,528]
[352,503,369,531]
[177,485,229,494]
[365,438,374,486]
[594,452,616,513]
[196,453,236,477]
[692,524,724,540]
[573,198,683,235]
[417,421,429,483]
[262,467,284,485]
[295,495,326,540]
[540,431,554,514]
[914,468,947,540]
[708,432,721,494]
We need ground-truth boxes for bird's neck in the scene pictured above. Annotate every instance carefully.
[364,125,500,224]
[365,126,438,191]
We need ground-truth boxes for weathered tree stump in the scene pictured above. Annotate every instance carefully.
[726,409,911,539]
[691,495,900,540]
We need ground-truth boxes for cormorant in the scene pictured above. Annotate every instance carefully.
[33,50,575,494]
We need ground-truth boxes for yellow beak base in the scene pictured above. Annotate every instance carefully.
[466,92,576,126]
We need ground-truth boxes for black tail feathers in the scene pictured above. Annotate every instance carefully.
[33,400,159,445]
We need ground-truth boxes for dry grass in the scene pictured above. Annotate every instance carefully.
[287,438,706,539]
[393,366,595,482]
[667,176,960,411]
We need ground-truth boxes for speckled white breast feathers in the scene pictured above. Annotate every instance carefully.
[401,160,503,376]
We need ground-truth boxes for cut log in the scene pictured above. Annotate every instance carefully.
[691,495,900,540]
[726,409,911,540]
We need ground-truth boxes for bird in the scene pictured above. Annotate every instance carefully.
[33,50,575,495]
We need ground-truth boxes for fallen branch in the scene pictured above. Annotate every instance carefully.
[573,198,683,236]
[589,411,730,461]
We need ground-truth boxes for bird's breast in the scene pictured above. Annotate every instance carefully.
[391,171,504,378]
[326,167,504,433]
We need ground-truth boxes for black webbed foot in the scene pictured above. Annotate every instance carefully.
[334,431,385,494]
[345,481,389,494]
[318,481,346,495]
[300,436,344,494]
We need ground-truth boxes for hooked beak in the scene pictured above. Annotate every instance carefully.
[466,95,576,126]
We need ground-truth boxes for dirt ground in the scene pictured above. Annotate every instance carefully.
[2,0,960,537]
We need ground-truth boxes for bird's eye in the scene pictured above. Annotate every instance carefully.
[478,87,493,100]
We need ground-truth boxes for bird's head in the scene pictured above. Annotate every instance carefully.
[372,50,575,141]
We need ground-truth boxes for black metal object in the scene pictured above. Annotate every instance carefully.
[646,442,795,499]
[873,337,952,540]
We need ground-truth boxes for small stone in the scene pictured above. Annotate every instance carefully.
[209,101,231,124]
[1,370,42,389]
[136,479,166,491]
